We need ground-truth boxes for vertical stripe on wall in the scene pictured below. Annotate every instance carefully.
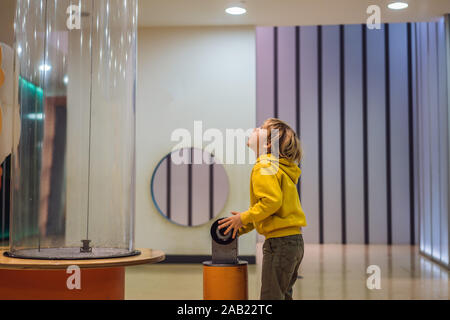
[390,23,412,244]
[278,27,297,131]
[322,25,341,243]
[345,25,364,244]
[385,24,393,245]
[167,154,171,219]
[299,26,320,244]
[367,25,388,244]
[340,25,347,244]
[209,160,214,221]
[317,25,324,244]
[256,27,274,126]
[188,149,193,226]
[362,25,370,244]
[413,23,421,248]
[274,27,279,118]
[429,22,440,260]
[296,26,302,201]
[407,23,416,245]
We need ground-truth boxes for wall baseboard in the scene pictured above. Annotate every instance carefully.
[161,255,256,264]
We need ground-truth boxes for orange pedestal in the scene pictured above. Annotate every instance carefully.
[203,261,248,300]
[0,267,125,300]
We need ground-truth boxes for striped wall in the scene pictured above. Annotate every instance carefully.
[415,17,449,269]
[256,24,417,244]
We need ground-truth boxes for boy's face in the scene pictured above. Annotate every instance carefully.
[247,126,268,155]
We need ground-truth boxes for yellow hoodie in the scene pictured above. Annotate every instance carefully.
[239,154,307,239]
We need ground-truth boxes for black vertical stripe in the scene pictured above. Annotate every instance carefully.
[188,149,193,227]
[385,24,393,245]
[414,23,420,247]
[340,25,347,244]
[274,27,279,118]
[167,155,171,220]
[362,25,370,245]
[407,23,415,245]
[295,26,301,200]
[317,26,324,244]
[1,160,5,241]
[209,158,214,221]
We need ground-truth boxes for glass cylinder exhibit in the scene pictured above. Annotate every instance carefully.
[8,0,138,259]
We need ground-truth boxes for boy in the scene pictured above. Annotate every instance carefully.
[219,118,307,300]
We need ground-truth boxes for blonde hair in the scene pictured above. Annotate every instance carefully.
[261,118,303,165]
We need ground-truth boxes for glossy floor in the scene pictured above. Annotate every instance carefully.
[125,244,449,300]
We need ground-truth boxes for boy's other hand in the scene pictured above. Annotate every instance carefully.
[218,212,244,239]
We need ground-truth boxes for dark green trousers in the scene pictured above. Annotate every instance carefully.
[260,234,304,300]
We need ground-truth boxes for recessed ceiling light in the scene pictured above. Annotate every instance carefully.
[63,75,69,85]
[226,6,247,15]
[387,2,409,10]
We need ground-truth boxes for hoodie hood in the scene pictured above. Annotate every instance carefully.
[257,154,302,185]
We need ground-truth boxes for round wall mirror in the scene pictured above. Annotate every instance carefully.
[151,147,229,227]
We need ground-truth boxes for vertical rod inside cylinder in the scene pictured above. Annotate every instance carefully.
[85,0,95,241]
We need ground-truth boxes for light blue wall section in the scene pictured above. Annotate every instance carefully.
[415,17,450,269]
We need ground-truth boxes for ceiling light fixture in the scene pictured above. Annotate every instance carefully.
[226,2,247,15]
[387,2,409,10]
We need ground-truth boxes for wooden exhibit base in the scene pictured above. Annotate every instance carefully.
[0,267,125,300]
[203,261,248,300]
[0,248,165,300]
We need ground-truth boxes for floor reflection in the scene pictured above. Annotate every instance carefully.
[123,244,449,300]
[255,244,449,300]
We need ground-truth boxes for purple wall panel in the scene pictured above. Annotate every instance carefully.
[299,26,320,243]
[277,26,297,130]
[322,25,342,243]
[256,27,275,126]
[367,26,388,244]
[344,25,365,243]
[389,23,411,244]
[256,22,418,244]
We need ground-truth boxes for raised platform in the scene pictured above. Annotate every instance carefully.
[0,248,165,299]
[0,248,165,270]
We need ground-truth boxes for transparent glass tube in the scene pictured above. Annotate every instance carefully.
[9,0,138,259]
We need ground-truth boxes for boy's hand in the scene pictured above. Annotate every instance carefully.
[218,212,244,239]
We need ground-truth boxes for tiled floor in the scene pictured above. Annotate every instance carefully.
[125,244,449,300]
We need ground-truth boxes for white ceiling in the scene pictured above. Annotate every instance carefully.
[138,0,450,27]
